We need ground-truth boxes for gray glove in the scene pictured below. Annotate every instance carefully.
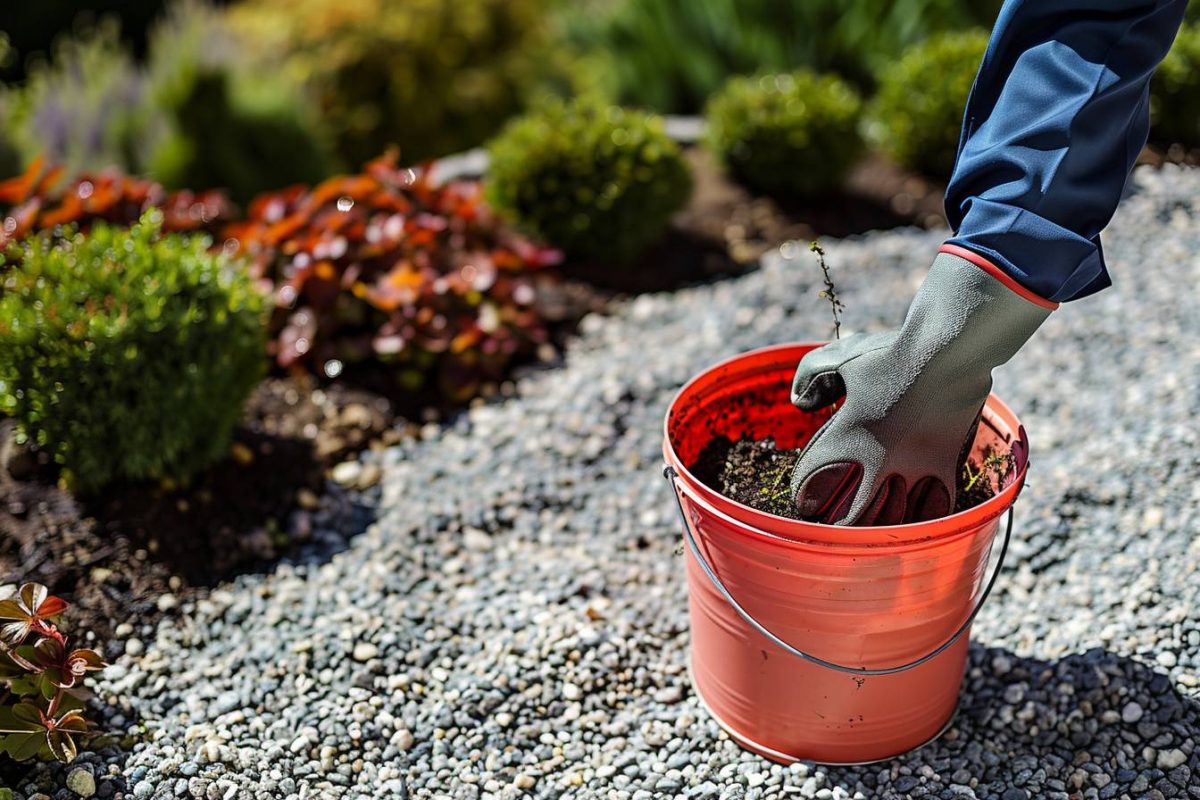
[789,250,1052,525]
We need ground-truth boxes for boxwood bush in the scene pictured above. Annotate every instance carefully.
[486,100,692,264]
[705,71,864,198]
[866,29,989,178]
[1151,24,1200,148]
[0,214,266,492]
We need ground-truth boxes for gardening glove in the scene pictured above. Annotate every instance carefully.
[788,249,1053,526]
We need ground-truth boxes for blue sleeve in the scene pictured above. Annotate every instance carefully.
[944,0,1188,303]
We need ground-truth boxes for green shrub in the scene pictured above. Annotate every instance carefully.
[866,29,989,178]
[562,0,998,114]
[705,71,864,198]
[1151,24,1200,148]
[0,213,266,493]
[486,100,692,265]
[230,0,562,167]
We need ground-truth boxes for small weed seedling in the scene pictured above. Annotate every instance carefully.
[810,241,843,341]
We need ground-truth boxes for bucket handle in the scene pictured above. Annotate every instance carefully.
[663,465,1012,676]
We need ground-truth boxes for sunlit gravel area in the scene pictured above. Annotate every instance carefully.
[12,166,1200,800]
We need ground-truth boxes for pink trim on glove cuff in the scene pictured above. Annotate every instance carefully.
[938,243,1060,311]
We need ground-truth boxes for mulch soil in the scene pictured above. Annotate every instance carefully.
[0,377,407,643]
[566,147,946,293]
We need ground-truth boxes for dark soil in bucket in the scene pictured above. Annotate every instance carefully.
[690,435,1010,522]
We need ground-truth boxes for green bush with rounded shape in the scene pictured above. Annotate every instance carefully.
[0,213,266,493]
[1151,24,1200,148]
[486,100,692,265]
[705,71,864,198]
[866,29,989,178]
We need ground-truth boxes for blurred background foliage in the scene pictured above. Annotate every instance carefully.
[562,0,1003,114]
[0,3,334,204]
[0,0,1194,198]
[226,0,569,167]
[0,1,177,82]
[866,29,991,178]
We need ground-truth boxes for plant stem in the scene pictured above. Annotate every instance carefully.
[810,241,843,341]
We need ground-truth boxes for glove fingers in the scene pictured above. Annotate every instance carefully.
[791,370,845,412]
[793,462,862,524]
[856,475,908,526]
[790,333,887,411]
[906,477,951,523]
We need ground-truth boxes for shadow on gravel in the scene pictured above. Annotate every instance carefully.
[823,644,1200,799]
[0,744,131,797]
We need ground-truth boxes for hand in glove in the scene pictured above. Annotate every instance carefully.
[788,248,1053,525]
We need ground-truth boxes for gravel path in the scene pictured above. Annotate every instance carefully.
[11,165,1200,800]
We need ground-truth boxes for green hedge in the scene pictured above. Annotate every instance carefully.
[142,2,337,202]
[562,0,1000,114]
[486,100,692,265]
[0,214,266,492]
[705,71,864,197]
[866,29,989,178]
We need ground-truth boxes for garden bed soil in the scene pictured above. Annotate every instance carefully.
[597,141,1197,298]
[562,148,946,294]
[1139,142,1200,167]
[0,375,408,643]
[691,434,999,522]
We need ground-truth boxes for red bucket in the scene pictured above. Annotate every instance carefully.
[662,343,1027,765]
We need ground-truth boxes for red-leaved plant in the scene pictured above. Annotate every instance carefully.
[0,156,231,251]
[223,152,562,402]
[0,584,105,763]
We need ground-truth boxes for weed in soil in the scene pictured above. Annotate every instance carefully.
[691,434,1010,522]
[956,445,1015,513]
[810,241,844,341]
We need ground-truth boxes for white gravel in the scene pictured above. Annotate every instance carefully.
[9,165,1200,799]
